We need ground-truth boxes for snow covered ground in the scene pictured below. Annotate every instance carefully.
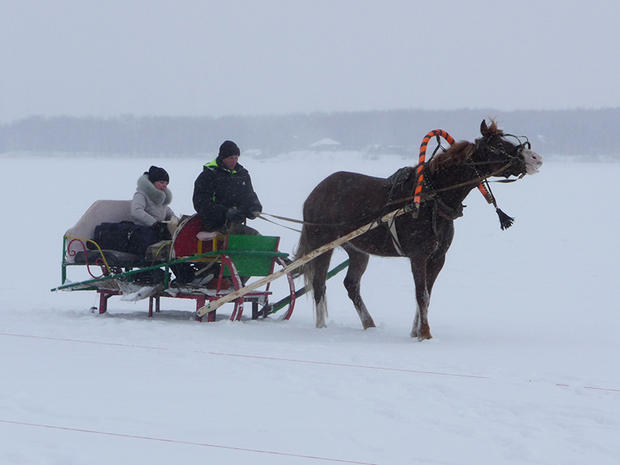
[1,150,619,465]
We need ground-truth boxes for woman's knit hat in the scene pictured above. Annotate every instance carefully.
[146,166,169,183]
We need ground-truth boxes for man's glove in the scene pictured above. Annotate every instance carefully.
[246,210,261,220]
[225,207,245,223]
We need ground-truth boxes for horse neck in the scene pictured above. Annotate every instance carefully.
[426,164,478,207]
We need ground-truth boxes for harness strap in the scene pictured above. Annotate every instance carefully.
[375,213,405,256]
[387,216,405,256]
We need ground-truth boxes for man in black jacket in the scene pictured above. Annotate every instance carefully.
[193,140,262,235]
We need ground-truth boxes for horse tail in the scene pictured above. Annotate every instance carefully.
[295,224,315,292]
[295,223,330,328]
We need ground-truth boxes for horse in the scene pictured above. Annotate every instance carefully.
[296,120,543,340]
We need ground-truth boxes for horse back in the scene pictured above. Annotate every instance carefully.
[301,169,452,258]
[303,171,389,224]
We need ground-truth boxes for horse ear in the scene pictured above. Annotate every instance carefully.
[480,119,489,136]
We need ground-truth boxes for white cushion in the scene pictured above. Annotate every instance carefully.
[64,200,132,263]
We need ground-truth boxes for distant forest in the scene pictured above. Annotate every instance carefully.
[1,108,618,159]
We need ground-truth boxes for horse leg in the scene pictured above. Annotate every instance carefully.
[311,250,333,328]
[409,258,432,340]
[426,253,446,295]
[413,253,446,338]
[342,244,375,329]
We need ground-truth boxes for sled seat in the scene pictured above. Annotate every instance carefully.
[59,200,151,284]
[73,249,143,267]
[172,215,223,259]
[64,200,134,264]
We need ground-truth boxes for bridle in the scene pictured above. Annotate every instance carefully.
[469,133,530,171]
[470,134,531,229]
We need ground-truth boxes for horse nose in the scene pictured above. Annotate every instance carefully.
[522,149,543,174]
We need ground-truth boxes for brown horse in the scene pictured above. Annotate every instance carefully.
[296,120,543,340]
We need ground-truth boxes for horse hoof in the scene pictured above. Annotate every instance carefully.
[417,332,432,341]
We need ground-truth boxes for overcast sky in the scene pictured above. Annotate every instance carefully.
[1,0,619,122]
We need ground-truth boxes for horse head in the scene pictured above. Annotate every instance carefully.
[475,119,543,178]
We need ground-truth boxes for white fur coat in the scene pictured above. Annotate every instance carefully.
[130,174,177,226]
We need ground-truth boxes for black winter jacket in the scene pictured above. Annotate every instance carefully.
[192,159,262,230]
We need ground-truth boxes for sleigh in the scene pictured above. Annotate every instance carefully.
[52,200,296,321]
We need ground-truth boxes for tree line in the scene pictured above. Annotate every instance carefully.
[1,108,618,158]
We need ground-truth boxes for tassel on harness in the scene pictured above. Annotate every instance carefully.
[495,208,514,230]
[477,181,514,230]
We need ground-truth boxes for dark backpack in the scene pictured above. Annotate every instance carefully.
[89,221,158,256]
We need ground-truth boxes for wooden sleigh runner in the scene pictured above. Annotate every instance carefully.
[52,200,297,321]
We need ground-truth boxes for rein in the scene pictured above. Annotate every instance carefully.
[257,212,353,230]
[256,212,303,232]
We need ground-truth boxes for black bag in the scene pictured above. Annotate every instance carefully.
[89,221,158,256]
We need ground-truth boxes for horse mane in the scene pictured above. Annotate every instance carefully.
[428,141,475,174]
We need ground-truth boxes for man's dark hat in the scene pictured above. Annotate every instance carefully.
[217,140,240,161]
[146,166,169,183]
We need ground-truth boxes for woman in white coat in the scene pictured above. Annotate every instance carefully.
[131,166,178,232]
[129,166,187,284]
[131,165,180,250]
[132,166,204,285]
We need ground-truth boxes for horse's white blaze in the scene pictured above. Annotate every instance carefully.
[315,296,328,328]
[523,149,543,174]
